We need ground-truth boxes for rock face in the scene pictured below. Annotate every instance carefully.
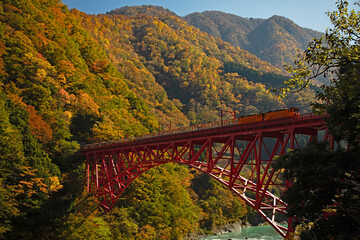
[212,221,251,235]
[184,11,323,70]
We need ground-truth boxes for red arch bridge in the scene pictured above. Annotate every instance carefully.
[81,113,332,238]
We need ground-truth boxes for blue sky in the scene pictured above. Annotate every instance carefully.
[61,0,343,32]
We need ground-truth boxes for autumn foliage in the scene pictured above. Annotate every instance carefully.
[26,105,53,143]
[0,1,316,239]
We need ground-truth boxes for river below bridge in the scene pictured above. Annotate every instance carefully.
[199,224,283,240]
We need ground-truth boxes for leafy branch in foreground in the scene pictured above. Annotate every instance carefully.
[278,0,360,97]
[274,1,360,239]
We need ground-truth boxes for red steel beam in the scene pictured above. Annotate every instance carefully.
[82,113,328,238]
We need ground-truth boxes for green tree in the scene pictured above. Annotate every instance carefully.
[274,143,359,239]
[191,173,247,233]
[118,163,201,239]
[57,190,112,240]
[0,178,19,238]
[276,1,360,239]
[103,207,138,240]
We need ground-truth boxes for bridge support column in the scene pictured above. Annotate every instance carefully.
[82,113,329,238]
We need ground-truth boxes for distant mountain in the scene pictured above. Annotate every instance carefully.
[108,5,177,17]
[106,5,315,113]
[105,5,293,119]
[184,11,323,70]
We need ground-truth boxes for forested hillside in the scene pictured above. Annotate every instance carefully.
[184,11,323,70]
[0,1,315,239]
[107,5,315,116]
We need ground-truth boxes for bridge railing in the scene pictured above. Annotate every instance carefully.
[83,118,238,149]
[131,118,238,140]
[83,113,324,149]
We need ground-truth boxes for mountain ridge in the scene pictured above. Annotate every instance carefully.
[108,5,323,70]
[184,10,323,69]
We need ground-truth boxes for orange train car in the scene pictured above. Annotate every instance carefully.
[237,108,299,125]
[238,113,264,125]
[263,107,299,121]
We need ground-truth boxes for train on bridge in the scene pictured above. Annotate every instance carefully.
[156,107,300,137]
[82,107,327,238]
[237,107,299,124]
[84,108,300,148]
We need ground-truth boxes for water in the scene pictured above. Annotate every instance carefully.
[199,225,283,240]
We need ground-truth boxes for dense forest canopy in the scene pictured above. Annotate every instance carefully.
[0,0,320,239]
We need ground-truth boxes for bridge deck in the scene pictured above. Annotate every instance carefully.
[81,113,328,238]
[81,113,326,154]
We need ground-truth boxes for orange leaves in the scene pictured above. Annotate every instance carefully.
[136,224,158,239]
[11,166,61,200]
[6,93,25,106]
[6,94,56,144]
[57,88,76,107]
[57,59,76,76]
[49,5,65,25]
[5,166,63,216]
[17,179,44,197]
[3,4,22,14]
[91,59,109,73]
[36,32,49,48]
[26,105,53,144]
[0,40,6,77]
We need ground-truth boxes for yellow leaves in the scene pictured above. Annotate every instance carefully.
[75,91,100,116]
[153,19,165,29]
[61,110,72,123]
[36,68,47,81]
[278,58,313,97]
[180,81,189,88]
[10,166,62,202]
[91,116,125,142]
[23,53,57,79]
[293,222,314,240]
[103,38,110,46]
[49,176,63,192]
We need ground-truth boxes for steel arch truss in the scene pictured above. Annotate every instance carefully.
[84,114,331,238]
[85,120,331,238]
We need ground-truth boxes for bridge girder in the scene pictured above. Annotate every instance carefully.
[82,113,330,238]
